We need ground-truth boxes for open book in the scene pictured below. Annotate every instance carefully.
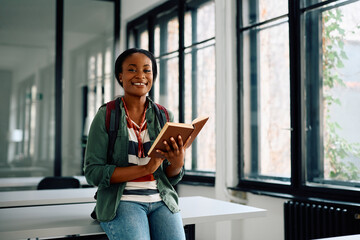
[147,116,209,158]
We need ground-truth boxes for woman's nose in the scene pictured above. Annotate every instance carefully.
[136,71,145,78]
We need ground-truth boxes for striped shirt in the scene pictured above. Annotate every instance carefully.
[120,99,161,203]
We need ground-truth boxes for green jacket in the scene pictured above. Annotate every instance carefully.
[84,98,184,222]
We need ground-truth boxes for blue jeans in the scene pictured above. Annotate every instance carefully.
[100,200,186,240]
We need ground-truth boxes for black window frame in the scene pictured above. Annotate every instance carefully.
[126,0,216,186]
[235,0,360,203]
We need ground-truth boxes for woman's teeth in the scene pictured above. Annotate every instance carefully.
[133,83,146,86]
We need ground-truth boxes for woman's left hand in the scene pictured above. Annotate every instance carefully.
[156,135,191,177]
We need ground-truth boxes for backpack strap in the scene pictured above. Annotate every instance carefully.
[105,97,120,164]
[154,103,170,126]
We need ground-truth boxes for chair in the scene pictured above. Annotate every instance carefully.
[37,176,81,190]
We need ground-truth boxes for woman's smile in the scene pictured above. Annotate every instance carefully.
[132,82,148,86]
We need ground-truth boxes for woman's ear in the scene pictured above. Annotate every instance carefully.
[119,73,123,83]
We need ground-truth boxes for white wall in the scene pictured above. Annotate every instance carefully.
[120,1,285,239]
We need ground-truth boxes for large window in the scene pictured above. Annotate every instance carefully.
[240,0,291,182]
[127,0,216,180]
[237,0,360,202]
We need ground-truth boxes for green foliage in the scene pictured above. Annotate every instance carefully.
[323,8,360,181]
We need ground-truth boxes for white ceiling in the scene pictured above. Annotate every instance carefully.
[0,0,114,71]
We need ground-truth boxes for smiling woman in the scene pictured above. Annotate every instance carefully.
[84,48,188,240]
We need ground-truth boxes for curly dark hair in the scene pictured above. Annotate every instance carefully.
[114,48,158,87]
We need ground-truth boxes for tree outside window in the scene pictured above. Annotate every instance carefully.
[322,4,360,182]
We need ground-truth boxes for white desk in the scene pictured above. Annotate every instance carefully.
[0,188,97,208]
[179,196,266,225]
[0,196,266,240]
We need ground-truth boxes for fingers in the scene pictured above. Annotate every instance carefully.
[168,135,184,149]
[165,136,182,153]
[156,136,186,169]
[176,135,184,148]
[170,137,180,153]
[162,139,175,158]
[157,135,183,158]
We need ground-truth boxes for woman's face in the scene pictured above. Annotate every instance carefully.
[119,52,153,98]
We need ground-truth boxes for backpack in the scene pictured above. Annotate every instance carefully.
[105,97,170,164]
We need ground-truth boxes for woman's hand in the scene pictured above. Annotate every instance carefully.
[156,135,191,177]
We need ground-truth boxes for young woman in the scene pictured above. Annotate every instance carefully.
[84,48,188,240]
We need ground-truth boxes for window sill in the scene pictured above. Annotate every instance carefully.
[230,185,360,204]
[180,170,215,186]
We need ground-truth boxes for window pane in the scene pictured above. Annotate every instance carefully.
[128,30,136,49]
[185,12,192,47]
[242,21,290,181]
[185,1,215,47]
[154,53,179,121]
[0,0,56,181]
[167,17,179,53]
[63,0,114,176]
[242,0,288,27]
[154,15,178,55]
[304,2,360,186]
[154,26,161,57]
[184,41,216,171]
[154,14,179,120]
[140,30,149,50]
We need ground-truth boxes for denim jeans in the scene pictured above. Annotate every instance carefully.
[100,200,186,240]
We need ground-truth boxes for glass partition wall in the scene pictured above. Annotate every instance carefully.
[0,0,56,179]
[0,0,116,189]
[63,0,114,176]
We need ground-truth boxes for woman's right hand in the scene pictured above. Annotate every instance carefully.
[145,157,165,174]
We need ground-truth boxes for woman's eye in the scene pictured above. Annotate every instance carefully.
[144,69,151,73]
[128,69,136,72]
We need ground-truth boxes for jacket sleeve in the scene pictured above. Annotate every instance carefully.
[162,110,185,185]
[83,107,116,189]
[163,161,185,186]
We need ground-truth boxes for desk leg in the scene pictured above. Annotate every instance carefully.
[184,224,195,240]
